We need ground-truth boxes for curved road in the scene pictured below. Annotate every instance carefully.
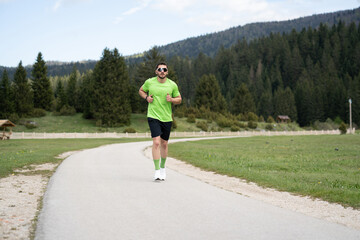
[35,139,360,240]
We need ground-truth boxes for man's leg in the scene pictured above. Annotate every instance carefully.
[159,138,168,180]
[160,138,168,167]
[152,136,161,171]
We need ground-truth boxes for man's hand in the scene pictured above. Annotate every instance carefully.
[166,93,172,103]
[147,94,154,103]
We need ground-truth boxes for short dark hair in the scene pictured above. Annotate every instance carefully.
[155,62,167,70]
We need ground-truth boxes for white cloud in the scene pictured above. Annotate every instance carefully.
[114,0,151,24]
[53,0,63,11]
[149,0,316,29]
[52,0,91,12]
[152,0,194,12]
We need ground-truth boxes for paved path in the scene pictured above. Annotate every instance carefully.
[35,139,360,240]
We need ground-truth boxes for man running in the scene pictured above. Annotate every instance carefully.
[139,62,182,181]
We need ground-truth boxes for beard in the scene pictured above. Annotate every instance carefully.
[158,74,166,79]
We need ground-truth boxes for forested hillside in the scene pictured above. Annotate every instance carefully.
[1,7,359,78]
[157,7,360,58]
[168,21,360,127]
[1,8,360,130]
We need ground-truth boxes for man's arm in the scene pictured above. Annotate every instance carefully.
[139,86,147,100]
[167,93,182,105]
[139,86,153,103]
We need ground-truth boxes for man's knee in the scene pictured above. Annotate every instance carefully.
[160,139,168,149]
[153,138,161,149]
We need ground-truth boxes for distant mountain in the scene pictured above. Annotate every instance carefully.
[1,7,359,78]
[0,60,97,80]
[156,7,360,58]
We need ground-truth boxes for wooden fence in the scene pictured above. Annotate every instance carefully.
[10,130,343,139]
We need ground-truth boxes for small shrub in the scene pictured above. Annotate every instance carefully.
[123,127,136,133]
[237,113,246,121]
[31,108,47,117]
[234,121,246,128]
[216,116,233,128]
[334,116,343,125]
[230,125,241,132]
[25,121,37,129]
[267,116,275,123]
[265,124,274,131]
[187,114,196,123]
[339,122,347,134]
[247,112,259,122]
[96,119,102,127]
[196,121,208,131]
[59,105,76,116]
[259,116,265,122]
[248,121,258,129]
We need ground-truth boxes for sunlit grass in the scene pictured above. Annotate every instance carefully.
[169,134,360,208]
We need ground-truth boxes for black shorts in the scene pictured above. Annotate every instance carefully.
[148,118,172,141]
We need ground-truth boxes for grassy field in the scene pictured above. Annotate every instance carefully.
[0,138,147,178]
[13,112,302,133]
[168,134,360,209]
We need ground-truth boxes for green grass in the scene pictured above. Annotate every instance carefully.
[14,113,150,133]
[168,134,360,208]
[0,138,147,178]
[12,112,304,133]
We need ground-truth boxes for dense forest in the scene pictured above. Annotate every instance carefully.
[166,21,360,127]
[1,10,360,129]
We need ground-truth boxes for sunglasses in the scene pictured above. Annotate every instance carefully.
[157,67,168,72]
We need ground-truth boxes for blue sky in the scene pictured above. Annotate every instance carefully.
[0,0,359,67]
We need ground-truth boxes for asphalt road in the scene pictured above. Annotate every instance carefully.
[35,139,360,240]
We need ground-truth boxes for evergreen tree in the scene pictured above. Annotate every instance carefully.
[66,66,78,108]
[348,73,360,126]
[258,90,273,119]
[231,83,256,115]
[92,48,131,126]
[13,61,33,116]
[194,74,227,113]
[0,70,14,118]
[31,52,53,110]
[79,70,95,119]
[133,47,166,112]
[273,87,297,121]
[55,80,67,111]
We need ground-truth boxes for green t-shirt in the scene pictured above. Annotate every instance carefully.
[142,77,180,122]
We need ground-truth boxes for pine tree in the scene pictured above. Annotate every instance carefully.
[92,48,131,126]
[258,90,273,119]
[231,83,256,115]
[79,70,95,119]
[66,66,78,108]
[0,70,14,118]
[273,87,297,121]
[133,47,166,113]
[194,74,227,113]
[31,52,53,110]
[55,80,67,112]
[13,61,33,117]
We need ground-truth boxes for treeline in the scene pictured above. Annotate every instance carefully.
[1,21,359,128]
[167,21,360,127]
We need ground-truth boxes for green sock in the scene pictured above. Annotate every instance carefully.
[160,157,166,168]
[154,159,160,170]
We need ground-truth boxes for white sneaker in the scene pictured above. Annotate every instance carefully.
[160,168,166,181]
[154,170,161,181]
